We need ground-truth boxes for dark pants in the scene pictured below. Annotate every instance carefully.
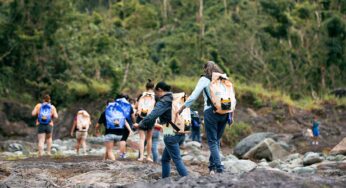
[191,126,201,143]
[204,108,228,173]
[162,134,188,178]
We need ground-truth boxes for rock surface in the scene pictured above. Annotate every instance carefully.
[243,138,289,161]
[233,132,275,158]
[330,137,346,155]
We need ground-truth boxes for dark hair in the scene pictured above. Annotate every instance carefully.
[155,81,171,92]
[106,98,114,105]
[115,93,126,100]
[146,79,155,90]
[43,94,51,103]
[204,61,223,79]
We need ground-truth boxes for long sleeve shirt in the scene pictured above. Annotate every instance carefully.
[184,76,212,111]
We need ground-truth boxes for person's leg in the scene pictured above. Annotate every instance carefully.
[161,146,171,178]
[165,135,188,177]
[204,108,219,172]
[146,129,153,161]
[191,129,196,141]
[120,141,126,155]
[197,126,201,143]
[46,133,52,155]
[138,130,145,160]
[76,137,82,155]
[152,131,160,163]
[105,141,115,160]
[37,133,45,157]
[215,117,227,173]
[81,132,88,154]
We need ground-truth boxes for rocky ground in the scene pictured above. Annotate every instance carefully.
[0,132,346,187]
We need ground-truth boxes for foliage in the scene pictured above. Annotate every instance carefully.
[0,0,345,107]
[222,121,252,147]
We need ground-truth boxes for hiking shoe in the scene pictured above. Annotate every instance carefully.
[209,170,215,175]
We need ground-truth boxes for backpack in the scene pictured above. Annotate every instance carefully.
[115,98,132,120]
[137,92,155,117]
[170,92,191,133]
[208,72,236,114]
[38,103,52,125]
[76,110,91,131]
[191,111,200,128]
[105,102,127,130]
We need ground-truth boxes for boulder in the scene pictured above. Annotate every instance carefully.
[330,137,346,155]
[243,138,289,161]
[234,132,275,158]
[303,152,324,166]
[182,155,194,161]
[184,141,202,150]
[7,143,23,152]
[223,159,257,174]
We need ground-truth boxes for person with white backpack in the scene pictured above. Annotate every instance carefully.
[177,61,236,175]
[135,79,156,162]
[70,109,91,155]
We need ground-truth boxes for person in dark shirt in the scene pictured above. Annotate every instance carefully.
[95,98,133,160]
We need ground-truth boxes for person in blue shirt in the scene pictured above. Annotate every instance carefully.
[190,110,201,143]
[312,115,320,145]
[177,61,236,175]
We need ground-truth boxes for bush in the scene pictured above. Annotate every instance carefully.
[222,121,252,148]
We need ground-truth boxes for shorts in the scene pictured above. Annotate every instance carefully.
[121,129,129,141]
[104,134,122,142]
[76,131,88,140]
[37,124,53,134]
[312,127,319,137]
[136,116,154,131]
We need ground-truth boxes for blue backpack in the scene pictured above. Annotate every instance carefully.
[115,98,132,120]
[105,100,131,130]
[38,103,52,125]
[192,119,200,127]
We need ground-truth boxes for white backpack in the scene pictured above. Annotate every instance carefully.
[76,110,91,131]
[137,92,156,117]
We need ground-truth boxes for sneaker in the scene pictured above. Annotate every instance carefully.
[120,153,127,159]
[209,170,215,175]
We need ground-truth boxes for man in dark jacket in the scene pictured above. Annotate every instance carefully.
[135,81,188,178]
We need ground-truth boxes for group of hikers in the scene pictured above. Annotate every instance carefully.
[31,61,320,178]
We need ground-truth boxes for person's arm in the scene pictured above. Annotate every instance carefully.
[31,104,40,117]
[139,100,169,128]
[125,121,133,135]
[52,106,59,119]
[95,123,101,136]
[230,84,237,112]
[70,118,77,137]
[178,77,209,114]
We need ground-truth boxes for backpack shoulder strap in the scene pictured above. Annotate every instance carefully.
[168,121,181,132]
[203,87,217,111]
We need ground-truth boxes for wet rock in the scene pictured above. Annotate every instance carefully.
[303,152,324,166]
[223,159,257,174]
[243,138,289,161]
[292,166,316,174]
[330,137,346,155]
[326,154,346,161]
[7,143,23,152]
[234,132,275,158]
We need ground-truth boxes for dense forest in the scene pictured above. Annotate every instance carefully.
[0,0,345,106]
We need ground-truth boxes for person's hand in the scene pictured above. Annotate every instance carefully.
[133,123,139,128]
[70,131,74,137]
[95,131,101,137]
[129,130,134,136]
